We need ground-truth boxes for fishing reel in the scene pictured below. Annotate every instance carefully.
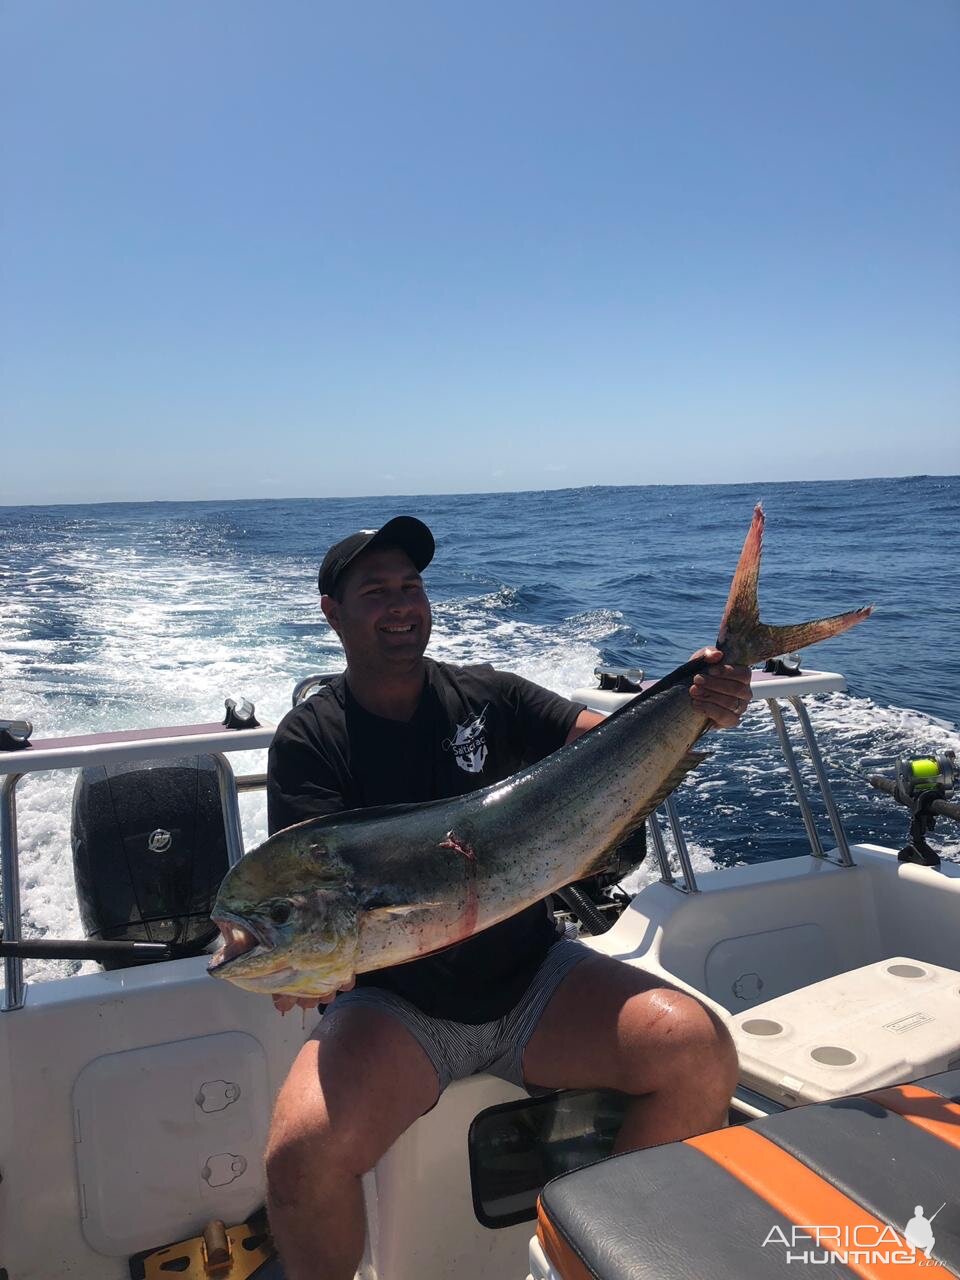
[894,751,956,869]
[895,752,956,804]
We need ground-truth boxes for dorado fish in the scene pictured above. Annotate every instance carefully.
[209,506,871,997]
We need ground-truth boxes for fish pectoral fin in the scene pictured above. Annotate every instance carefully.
[364,902,443,920]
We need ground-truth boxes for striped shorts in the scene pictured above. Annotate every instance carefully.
[329,938,590,1092]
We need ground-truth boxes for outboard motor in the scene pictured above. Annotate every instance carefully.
[71,755,229,967]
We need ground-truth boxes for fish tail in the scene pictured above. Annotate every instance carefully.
[716,504,872,669]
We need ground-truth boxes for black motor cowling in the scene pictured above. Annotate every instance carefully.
[71,755,229,967]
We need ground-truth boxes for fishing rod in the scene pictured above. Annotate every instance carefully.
[0,933,199,963]
[868,751,958,868]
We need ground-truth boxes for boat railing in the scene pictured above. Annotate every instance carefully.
[765,695,853,865]
[0,720,274,1013]
[291,672,342,707]
[1,669,855,1010]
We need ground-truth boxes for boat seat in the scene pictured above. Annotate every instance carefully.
[731,957,960,1106]
[534,1069,960,1279]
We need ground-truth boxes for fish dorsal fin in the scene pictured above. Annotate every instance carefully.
[583,749,710,876]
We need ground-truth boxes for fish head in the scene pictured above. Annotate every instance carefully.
[208,827,360,998]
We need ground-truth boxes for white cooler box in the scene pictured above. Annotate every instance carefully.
[730,956,960,1106]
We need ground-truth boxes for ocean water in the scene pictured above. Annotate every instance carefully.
[2,475,958,984]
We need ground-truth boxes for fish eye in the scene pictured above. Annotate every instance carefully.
[268,902,293,926]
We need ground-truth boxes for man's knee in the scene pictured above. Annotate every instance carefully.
[694,996,739,1094]
[623,988,738,1095]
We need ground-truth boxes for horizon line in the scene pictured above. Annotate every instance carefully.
[1,471,956,513]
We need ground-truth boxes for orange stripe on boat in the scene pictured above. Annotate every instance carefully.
[536,1199,595,1280]
[865,1084,960,1154]
[686,1126,954,1280]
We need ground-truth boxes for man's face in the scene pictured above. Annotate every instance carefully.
[322,546,432,672]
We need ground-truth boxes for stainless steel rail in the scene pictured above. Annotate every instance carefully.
[644,678,855,892]
[1,773,25,1011]
[291,673,342,708]
[788,696,854,867]
[762,696,853,867]
[766,699,825,858]
[664,796,700,893]
[646,813,675,886]
[211,754,247,870]
[645,803,700,894]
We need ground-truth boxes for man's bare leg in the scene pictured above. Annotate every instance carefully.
[265,1005,440,1280]
[522,952,738,1151]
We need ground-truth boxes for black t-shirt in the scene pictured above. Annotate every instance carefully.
[267,659,584,1022]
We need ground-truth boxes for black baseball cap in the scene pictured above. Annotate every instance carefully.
[318,516,435,595]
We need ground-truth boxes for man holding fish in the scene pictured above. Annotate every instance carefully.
[259,515,748,1279]
[210,509,869,1279]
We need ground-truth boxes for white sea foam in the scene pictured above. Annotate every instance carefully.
[620,837,717,897]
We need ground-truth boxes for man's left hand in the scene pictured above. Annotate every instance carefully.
[688,648,751,728]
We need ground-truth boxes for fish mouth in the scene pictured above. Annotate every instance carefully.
[208,913,275,975]
[207,918,324,995]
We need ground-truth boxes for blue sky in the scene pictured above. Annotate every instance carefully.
[2,1,958,504]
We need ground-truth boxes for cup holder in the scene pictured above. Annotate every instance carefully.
[886,963,927,979]
[741,1018,784,1037]
[810,1045,857,1067]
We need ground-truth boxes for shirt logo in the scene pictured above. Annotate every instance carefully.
[443,705,489,774]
